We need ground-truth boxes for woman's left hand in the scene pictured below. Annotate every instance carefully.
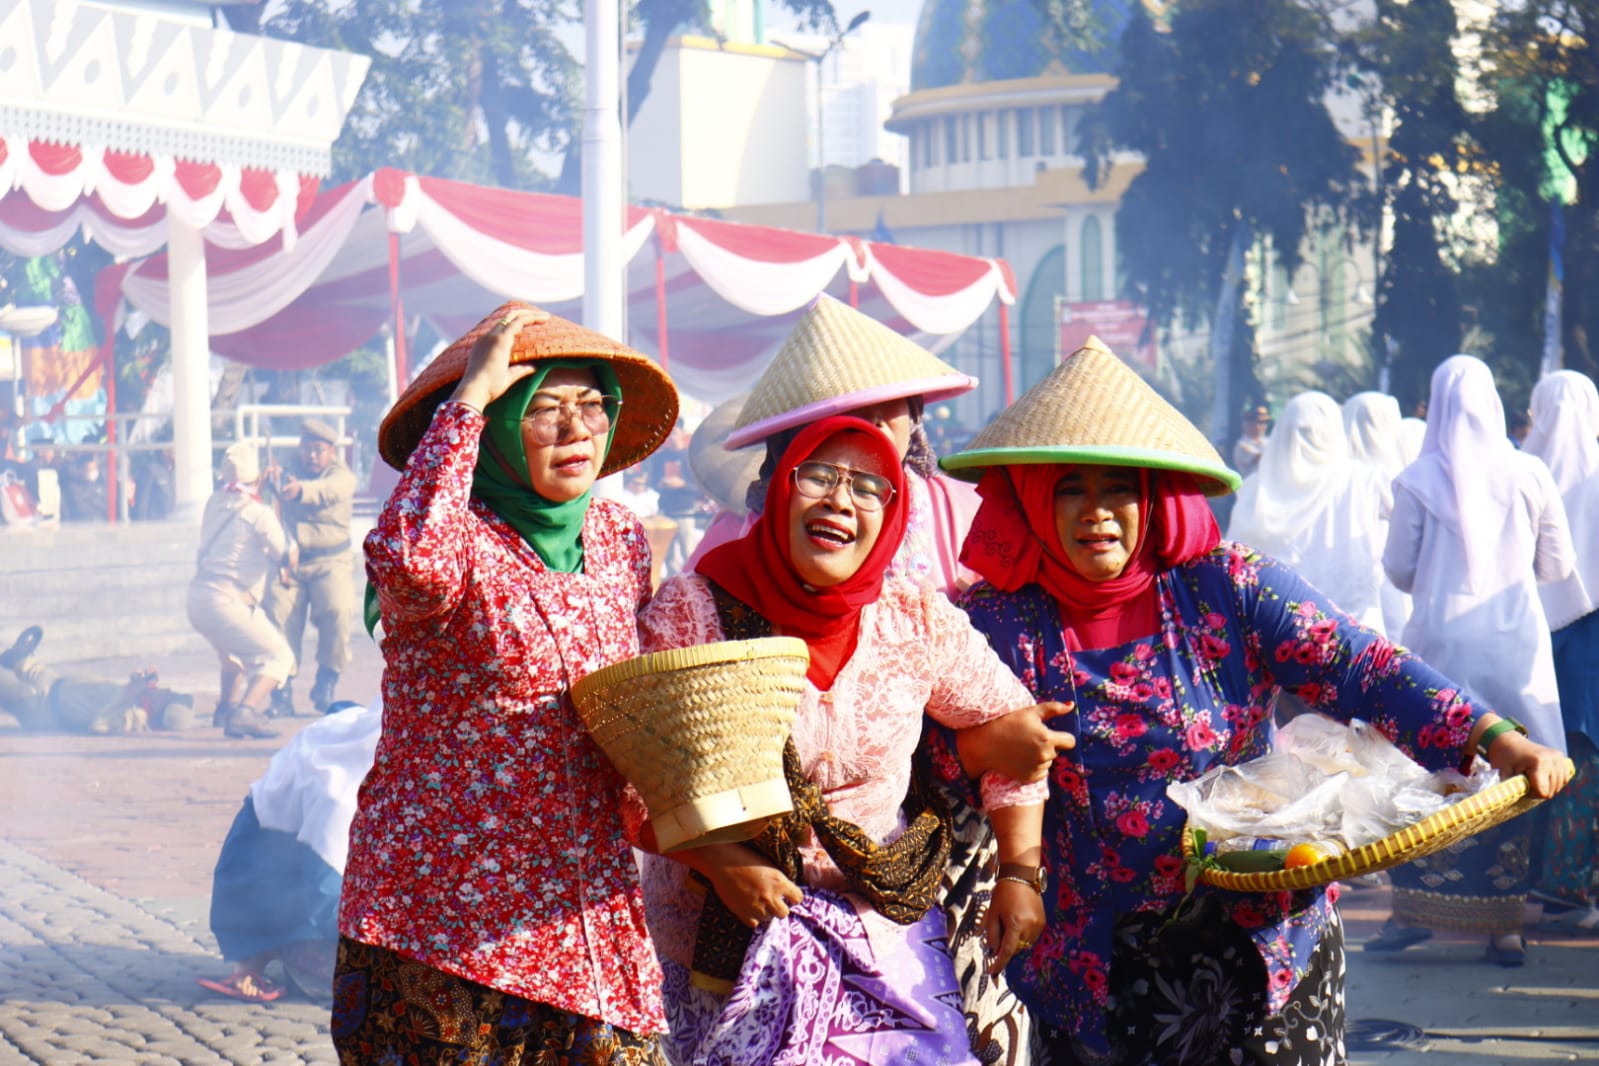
[1490,732,1574,798]
[956,702,1076,783]
[984,880,1045,975]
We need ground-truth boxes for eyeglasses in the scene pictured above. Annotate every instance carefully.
[521,395,621,444]
[791,460,896,512]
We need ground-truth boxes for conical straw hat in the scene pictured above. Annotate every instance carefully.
[689,393,763,513]
[378,301,679,474]
[942,336,1241,495]
[725,294,976,450]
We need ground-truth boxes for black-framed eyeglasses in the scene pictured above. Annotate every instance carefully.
[791,460,896,512]
[521,395,621,444]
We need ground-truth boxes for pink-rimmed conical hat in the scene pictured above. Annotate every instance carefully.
[724,295,976,450]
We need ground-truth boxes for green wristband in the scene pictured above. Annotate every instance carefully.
[1476,717,1528,760]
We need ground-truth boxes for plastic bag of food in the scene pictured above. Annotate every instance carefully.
[1166,751,1348,844]
[1168,715,1496,853]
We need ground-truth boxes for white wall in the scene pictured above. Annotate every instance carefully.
[629,41,810,209]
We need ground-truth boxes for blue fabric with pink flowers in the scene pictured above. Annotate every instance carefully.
[936,541,1485,1056]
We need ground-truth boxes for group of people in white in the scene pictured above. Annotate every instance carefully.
[1228,361,1599,955]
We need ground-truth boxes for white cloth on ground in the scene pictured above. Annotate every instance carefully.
[249,700,382,872]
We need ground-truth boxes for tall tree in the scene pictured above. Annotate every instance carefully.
[1480,0,1599,380]
[1079,1,1367,446]
[235,0,581,187]
[1357,0,1470,413]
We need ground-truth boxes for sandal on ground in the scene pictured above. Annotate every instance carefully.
[1364,919,1433,953]
[1541,905,1599,932]
[196,972,283,1002]
[1484,935,1526,968]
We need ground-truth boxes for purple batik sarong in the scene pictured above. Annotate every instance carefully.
[661,889,978,1066]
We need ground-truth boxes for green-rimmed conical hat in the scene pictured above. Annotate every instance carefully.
[941,336,1240,495]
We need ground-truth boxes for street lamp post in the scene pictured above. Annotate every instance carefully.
[778,11,869,234]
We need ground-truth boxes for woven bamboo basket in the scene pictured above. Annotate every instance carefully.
[1181,763,1572,892]
[570,637,809,852]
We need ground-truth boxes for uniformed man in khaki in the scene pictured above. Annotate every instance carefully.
[265,419,357,713]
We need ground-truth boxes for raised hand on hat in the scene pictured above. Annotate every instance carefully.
[449,305,551,412]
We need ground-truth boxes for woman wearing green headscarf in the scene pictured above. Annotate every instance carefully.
[335,303,680,1065]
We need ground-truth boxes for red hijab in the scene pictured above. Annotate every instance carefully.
[698,415,909,688]
[960,463,1220,650]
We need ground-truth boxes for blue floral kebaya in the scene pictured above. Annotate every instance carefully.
[934,541,1484,1058]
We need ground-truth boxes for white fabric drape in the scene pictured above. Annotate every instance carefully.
[1523,371,1599,495]
[1342,391,1411,634]
[866,250,1014,336]
[674,221,854,317]
[121,179,372,335]
[1342,392,1407,479]
[0,134,309,250]
[1399,417,1426,465]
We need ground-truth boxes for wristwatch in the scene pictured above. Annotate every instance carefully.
[996,861,1049,896]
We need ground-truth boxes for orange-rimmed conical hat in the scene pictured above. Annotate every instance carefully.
[377,301,679,475]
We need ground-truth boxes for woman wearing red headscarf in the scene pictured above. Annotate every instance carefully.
[633,414,1062,1066]
[935,341,1571,1066]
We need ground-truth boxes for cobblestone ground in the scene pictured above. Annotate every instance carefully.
[0,640,379,1065]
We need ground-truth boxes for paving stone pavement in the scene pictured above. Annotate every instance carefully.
[0,840,333,1065]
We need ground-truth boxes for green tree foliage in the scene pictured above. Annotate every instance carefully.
[1479,0,1599,380]
[1079,1,1366,445]
[235,0,582,187]
[1357,0,1469,413]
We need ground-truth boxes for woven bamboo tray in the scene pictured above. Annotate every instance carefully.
[1181,762,1573,892]
[570,637,808,852]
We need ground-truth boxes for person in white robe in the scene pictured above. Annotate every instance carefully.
[1227,391,1391,633]
[1521,370,1599,924]
[1399,416,1427,465]
[1372,355,1574,965]
[1343,391,1413,636]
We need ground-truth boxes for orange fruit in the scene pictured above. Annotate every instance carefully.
[1284,842,1331,869]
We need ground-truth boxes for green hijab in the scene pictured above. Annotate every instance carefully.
[363,359,620,635]
[472,359,619,572]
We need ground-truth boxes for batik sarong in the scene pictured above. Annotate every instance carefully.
[661,889,977,1066]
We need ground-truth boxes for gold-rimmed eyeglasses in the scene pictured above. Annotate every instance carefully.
[521,396,621,444]
[791,460,895,512]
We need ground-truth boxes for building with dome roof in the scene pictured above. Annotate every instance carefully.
[723,0,1154,421]
[697,0,1378,428]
